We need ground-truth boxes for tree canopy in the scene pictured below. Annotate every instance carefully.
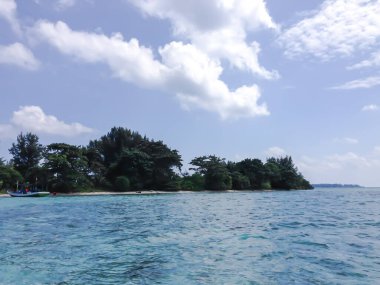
[8,132,44,179]
[190,155,312,191]
[2,128,312,192]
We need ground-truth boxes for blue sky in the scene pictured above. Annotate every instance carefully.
[1,0,380,186]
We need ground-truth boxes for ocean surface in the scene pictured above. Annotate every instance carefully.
[0,188,379,285]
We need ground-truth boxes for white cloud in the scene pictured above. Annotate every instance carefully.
[333,137,359,144]
[374,146,380,156]
[55,0,76,11]
[0,106,93,138]
[129,0,279,79]
[0,0,21,35]
[326,152,371,168]
[348,51,380,70]
[279,0,380,60]
[12,106,93,136]
[0,43,40,70]
[298,152,380,186]
[362,104,379,112]
[160,42,269,119]
[265,146,286,157]
[30,20,270,119]
[331,76,380,90]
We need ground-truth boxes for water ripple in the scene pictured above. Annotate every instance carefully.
[0,188,379,284]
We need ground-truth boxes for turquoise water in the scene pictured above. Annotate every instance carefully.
[0,188,379,285]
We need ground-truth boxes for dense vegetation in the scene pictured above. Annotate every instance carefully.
[0,127,312,192]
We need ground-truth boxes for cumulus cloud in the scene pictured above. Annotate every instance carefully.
[0,0,21,35]
[333,137,359,144]
[265,146,286,157]
[331,76,380,90]
[362,104,379,112]
[0,106,93,138]
[298,152,380,186]
[279,0,380,60]
[30,20,270,119]
[129,0,279,79]
[0,43,40,70]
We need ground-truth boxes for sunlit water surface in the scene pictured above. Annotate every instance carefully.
[0,188,379,284]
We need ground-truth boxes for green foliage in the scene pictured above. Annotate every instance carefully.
[190,155,232,190]
[43,143,91,192]
[24,166,49,190]
[89,127,182,190]
[107,149,153,190]
[180,173,205,190]
[265,156,299,190]
[231,171,250,190]
[260,181,271,190]
[190,155,312,191]
[236,159,266,189]
[9,132,44,178]
[5,128,312,192]
[0,165,22,190]
[85,144,108,188]
[114,176,130,192]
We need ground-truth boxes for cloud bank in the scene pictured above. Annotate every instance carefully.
[129,0,279,79]
[298,151,380,187]
[280,0,380,60]
[30,20,270,119]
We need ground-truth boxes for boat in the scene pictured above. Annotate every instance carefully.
[7,190,50,197]
[7,182,50,197]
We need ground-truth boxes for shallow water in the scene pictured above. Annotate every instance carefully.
[0,188,379,284]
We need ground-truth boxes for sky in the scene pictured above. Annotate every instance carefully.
[1,0,380,186]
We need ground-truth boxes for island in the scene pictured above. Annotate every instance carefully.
[0,127,313,194]
[312,184,363,188]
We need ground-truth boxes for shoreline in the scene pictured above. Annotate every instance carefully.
[0,189,278,198]
[0,190,189,198]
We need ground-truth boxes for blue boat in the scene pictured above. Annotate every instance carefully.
[7,182,50,197]
[7,190,50,197]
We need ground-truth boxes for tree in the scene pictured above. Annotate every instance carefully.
[180,172,205,190]
[190,155,232,190]
[115,176,130,191]
[107,149,153,190]
[230,171,250,190]
[139,140,182,189]
[0,165,22,190]
[265,156,310,190]
[89,127,182,190]
[44,143,91,192]
[236,159,266,189]
[85,142,108,188]
[90,127,145,168]
[264,159,281,189]
[9,133,44,179]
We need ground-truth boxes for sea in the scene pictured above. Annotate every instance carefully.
[0,188,379,285]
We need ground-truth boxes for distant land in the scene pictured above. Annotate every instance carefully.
[312,184,363,188]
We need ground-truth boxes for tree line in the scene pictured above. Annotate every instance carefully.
[0,127,312,192]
